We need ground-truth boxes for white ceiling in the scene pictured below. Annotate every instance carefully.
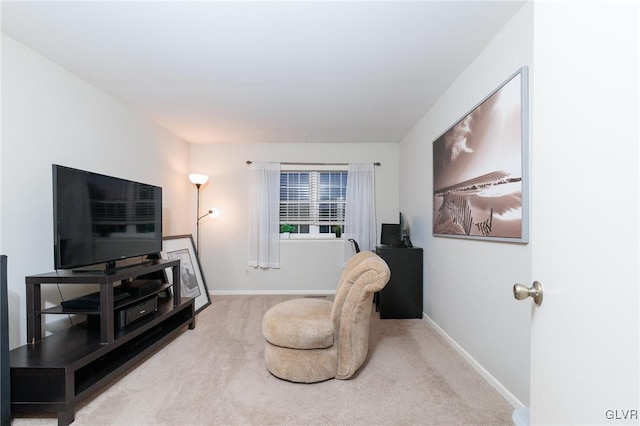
[2,1,526,144]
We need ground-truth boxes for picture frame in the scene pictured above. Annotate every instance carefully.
[432,66,529,243]
[161,234,211,314]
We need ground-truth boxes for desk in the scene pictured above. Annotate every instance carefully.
[375,246,423,319]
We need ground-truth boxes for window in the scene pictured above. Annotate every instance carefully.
[280,169,347,237]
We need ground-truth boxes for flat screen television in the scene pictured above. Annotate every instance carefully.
[52,164,162,271]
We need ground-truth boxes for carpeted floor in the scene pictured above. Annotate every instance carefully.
[12,295,513,425]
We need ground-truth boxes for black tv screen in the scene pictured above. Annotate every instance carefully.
[52,165,162,270]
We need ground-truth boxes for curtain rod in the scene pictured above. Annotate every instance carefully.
[246,161,381,166]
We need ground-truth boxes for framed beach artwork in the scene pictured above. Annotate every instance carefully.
[433,66,529,243]
[161,234,211,314]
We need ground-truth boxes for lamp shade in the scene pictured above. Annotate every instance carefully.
[189,173,209,185]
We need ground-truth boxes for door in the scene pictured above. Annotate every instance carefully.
[529,2,639,424]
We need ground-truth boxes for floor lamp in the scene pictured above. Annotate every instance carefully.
[189,174,220,255]
[189,173,209,255]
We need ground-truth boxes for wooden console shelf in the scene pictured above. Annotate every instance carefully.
[10,259,196,425]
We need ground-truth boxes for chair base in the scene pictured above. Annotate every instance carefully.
[264,341,337,383]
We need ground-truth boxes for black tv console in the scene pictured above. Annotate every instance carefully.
[10,259,195,425]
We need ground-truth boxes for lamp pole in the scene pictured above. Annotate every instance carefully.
[189,174,209,256]
[189,174,219,257]
[195,183,202,255]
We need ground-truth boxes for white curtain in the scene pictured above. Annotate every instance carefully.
[343,163,376,262]
[248,162,281,268]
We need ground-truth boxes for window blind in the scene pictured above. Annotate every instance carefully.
[280,171,347,226]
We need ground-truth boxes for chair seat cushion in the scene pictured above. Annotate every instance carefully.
[262,298,334,350]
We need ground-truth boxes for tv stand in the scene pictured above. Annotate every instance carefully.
[10,259,195,425]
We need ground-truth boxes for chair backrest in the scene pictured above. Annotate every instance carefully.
[330,252,391,379]
[331,251,377,325]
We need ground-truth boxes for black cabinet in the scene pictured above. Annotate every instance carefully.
[375,246,423,319]
[10,259,195,425]
[1,256,9,426]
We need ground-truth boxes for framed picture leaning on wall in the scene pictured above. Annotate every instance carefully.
[432,66,529,243]
[161,235,211,314]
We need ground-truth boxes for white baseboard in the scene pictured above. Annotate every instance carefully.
[210,290,335,296]
[422,313,525,409]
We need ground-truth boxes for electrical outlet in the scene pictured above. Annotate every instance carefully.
[244,268,250,277]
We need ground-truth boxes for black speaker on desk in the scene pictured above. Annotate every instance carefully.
[1,255,10,426]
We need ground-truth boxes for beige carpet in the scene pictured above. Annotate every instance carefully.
[12,295,513,425]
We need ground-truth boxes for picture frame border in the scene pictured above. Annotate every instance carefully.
[432,66,529,244]
[161,234,211,314]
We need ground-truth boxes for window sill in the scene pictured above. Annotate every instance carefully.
[280,236,344,242]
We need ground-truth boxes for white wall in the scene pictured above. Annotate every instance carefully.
[399,4,532,406]
[190,142,399,293]
[1,35,192,348]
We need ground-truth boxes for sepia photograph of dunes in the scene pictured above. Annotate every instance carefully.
[433,68,527,242]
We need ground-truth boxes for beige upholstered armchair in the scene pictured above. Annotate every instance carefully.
[261,251,391,383]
